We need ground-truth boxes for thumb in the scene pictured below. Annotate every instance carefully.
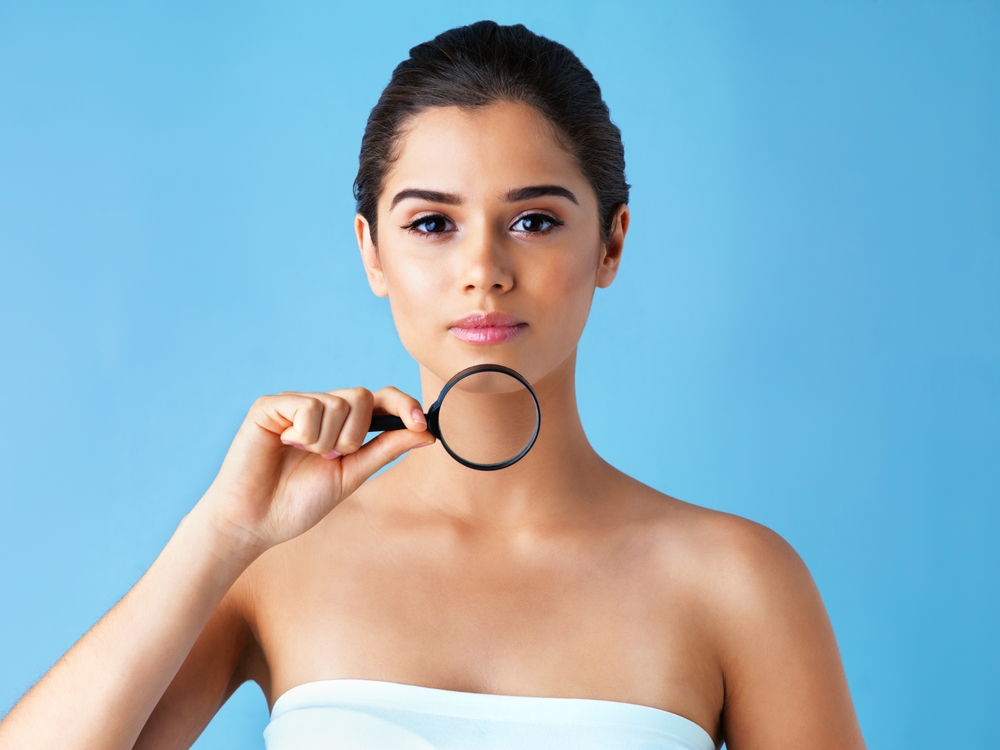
[337,428,434,492]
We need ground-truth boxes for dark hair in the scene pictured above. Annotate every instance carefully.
[354,21,629,244]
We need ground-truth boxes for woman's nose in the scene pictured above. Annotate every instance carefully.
[459,224,514,293]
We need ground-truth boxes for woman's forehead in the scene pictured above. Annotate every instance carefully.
[382,102,592,204]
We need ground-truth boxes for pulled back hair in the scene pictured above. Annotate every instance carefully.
[354,21,629,245]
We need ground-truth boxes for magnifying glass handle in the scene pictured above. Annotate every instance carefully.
[368,414,408,432]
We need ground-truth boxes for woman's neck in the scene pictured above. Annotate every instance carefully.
[392,352,613,528]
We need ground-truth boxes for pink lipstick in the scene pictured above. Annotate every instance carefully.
[449,312,527,344]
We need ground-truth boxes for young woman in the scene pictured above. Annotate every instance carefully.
[0,21,867,750]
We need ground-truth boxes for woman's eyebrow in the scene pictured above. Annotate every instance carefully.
[390,189,463,209]
[504,185,578,205]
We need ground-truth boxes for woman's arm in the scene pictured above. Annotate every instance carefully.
[714,520,867,750]
[0,387,431,750]
[0,509,256,750]
[132,557,263,750]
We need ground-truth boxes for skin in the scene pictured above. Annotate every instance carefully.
[0,102,867,750]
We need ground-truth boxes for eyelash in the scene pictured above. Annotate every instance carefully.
[401,212,565,236]
[511,212,565,234]
[402,214,454,235]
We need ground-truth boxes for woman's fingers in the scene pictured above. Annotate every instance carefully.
[249,393,326,445]
[327,388,374,457]
[371,386,430,433]
[274,391,362,457]
[340,387,435,485]
[269,393,336,450]
[290,396,333,448]
[255,386,432,461]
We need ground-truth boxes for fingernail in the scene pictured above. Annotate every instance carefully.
[413,440,435,449]
[411,409,426,426]
[323,449,342,459]
[285,442,305,450]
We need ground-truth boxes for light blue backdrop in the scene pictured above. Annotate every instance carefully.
[1,2,996,748]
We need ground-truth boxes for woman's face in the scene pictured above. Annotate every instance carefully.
[356,102,627,392]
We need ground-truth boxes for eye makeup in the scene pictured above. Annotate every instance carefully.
[509,212,564,234]
[402,214,454,234]
[401,211,565,237]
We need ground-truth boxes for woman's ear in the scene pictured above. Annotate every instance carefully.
[596,204,629,289]
[356,214,389,297]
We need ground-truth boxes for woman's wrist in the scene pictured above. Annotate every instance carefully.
[180,499,267,578]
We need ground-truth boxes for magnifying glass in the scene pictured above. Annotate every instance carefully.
[368,364,541,471]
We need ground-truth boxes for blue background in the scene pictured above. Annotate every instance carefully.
[1,2,997,747]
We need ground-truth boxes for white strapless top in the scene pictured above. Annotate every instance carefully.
[264,679,715,750]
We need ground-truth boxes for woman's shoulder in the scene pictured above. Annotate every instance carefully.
[622,477,861,744]
[615,471,817,619]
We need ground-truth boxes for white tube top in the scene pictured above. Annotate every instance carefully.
[264,679,715,750]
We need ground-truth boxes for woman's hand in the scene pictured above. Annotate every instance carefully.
[0,387,429,750]
[197,386,432,555]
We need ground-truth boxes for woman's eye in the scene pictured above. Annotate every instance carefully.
[512,213,561,233]
[406,215,451,234]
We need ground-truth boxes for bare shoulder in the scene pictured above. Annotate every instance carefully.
[669,497,815,621]
[616,476,865,749]
[615,473,810,605]
[623,476,828,657]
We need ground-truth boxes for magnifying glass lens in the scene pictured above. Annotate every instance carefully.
[366,364,541,471]
[436,369,539,468]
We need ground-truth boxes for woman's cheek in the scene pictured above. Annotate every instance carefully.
[531,253,598,343]
[384,256,451,357]
[543,248,597,306]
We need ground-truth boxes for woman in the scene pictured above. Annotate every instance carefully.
[0,21,867,750]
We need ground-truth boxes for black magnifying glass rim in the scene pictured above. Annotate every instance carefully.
[426,363,541,471]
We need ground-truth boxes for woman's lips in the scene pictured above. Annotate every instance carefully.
[449,312,528,344]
